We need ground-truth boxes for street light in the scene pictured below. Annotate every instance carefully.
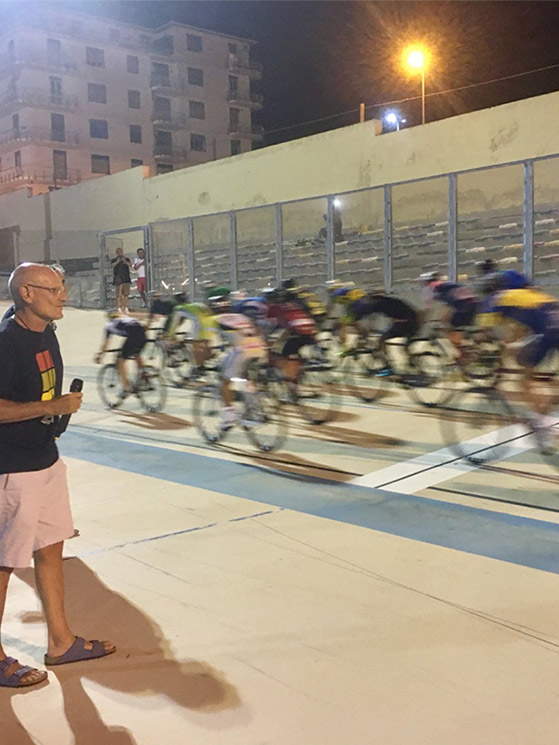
[406,48,427,125]
[384,111,406,131]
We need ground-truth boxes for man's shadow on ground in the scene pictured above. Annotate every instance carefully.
[3,558,243,745]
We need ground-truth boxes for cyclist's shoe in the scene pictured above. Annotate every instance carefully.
[374,365,393,377]
[529,414,557,453]
[219,406,238,431]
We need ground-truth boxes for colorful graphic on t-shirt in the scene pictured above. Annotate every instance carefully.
[36,350,56,400]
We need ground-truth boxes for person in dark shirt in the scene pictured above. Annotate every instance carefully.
[0,263,115,688]
[110,247,132,314]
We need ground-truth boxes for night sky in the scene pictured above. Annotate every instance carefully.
[3,1,559,144]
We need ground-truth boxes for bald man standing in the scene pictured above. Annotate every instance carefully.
[0,263,115,689]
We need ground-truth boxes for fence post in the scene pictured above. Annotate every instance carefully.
[275,203,283,285]
[230,211,238,291]
[186,218,195,300]
[448,173,457,281]
[326,196,335,281]
[383,185,392,291]
[523,160,534,280]
[143,225,152,295]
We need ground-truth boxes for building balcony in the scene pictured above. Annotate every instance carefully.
[0,166,81,192]
[228,123,264,140]
[0,89,79,112]
[228,54,263,80]
[0,53,78,78]
[150,75,185,96]
[151,112,188,129]
[0,127,80,148]
[227,90,263,110]
[153,144,188,161]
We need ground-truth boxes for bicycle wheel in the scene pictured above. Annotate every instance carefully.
[167,344,197,387]
[406,340,455,408]
[242,386,287,452]
[343,348,391,403]
[141,340,166,371]
[97,364,124,409]
[440,386,518,464]
[460,338,503,383]
[296,358,338,424]
[192,380,227,444]
[136,367,167,413]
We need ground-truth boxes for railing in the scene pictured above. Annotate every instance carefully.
[0,166,81,187]
[227,90,264,108]
[150,75,185,93]
[228,123,264,139]
[153,144,188,160]
[0,53,77,74]
[151,112,188,129]
[0,89,79,110]
[0,127,80,147]
[228,55,263,77]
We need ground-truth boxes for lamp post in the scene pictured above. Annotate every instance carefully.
[406,49,426,125]
[384,111,406,131]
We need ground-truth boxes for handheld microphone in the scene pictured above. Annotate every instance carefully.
[56,378,83,437]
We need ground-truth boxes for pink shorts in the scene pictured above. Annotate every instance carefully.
[0,459,74,568]
[137,276,146,293]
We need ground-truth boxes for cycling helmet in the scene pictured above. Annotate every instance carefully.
[476,259,496,275]
[281,278,296,290]
[261,286,284,303]
[107,308,121,319]
[207,294,231,313]
[419,271,440,284]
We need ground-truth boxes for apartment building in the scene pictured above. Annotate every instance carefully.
[0,7,263,195]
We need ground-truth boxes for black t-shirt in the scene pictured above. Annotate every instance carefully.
[357,295,418,321]
[0,318,63,473]
[111,256,131,285]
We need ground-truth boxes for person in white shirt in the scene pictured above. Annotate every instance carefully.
[133,248,147,307]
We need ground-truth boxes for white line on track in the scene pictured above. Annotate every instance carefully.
[351,423,536,494]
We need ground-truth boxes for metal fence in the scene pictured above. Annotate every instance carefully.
[93,152,559,309]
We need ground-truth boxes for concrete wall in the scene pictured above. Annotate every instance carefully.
[2,88,559,263]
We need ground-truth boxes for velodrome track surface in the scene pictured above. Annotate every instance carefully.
[3,304,559,745]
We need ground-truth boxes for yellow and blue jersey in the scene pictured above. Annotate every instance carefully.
[480,288,559,336]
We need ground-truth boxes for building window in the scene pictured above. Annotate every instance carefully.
[129,125,142,144]
[14,151,21,169]
[230,139,241,156]
[128,90,141,109]
[47,38,61,65]
[189,100,205,119]
[228,43,237,54]
[88,83,107,104]
[157,163,173,175]
[50,76,62,105]
[153,36,174,56]
[186,34,202,52]
[131,159,143,168]
[86,46,105,67]
[91,154,110,174]
[51,113,65,142]
[190,134,206,152]
[152,62,170,86]
[89,119,108,139]
[53,150,67,179]
[153,97,171,121]
[229,107,240,130]
[127,55,139,74]
[187,67,204,86]
[228,75,238,95]
[12,114,20,138]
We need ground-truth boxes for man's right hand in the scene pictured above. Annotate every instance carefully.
[47,392,83,416]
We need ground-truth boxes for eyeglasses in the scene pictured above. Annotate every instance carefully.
[25,283,66,296]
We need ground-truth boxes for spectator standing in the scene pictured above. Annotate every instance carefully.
[111,247,132,313]
[0,263,115,688]
[133,248,147,307]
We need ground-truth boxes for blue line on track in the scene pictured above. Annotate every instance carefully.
[61,430,559,575]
